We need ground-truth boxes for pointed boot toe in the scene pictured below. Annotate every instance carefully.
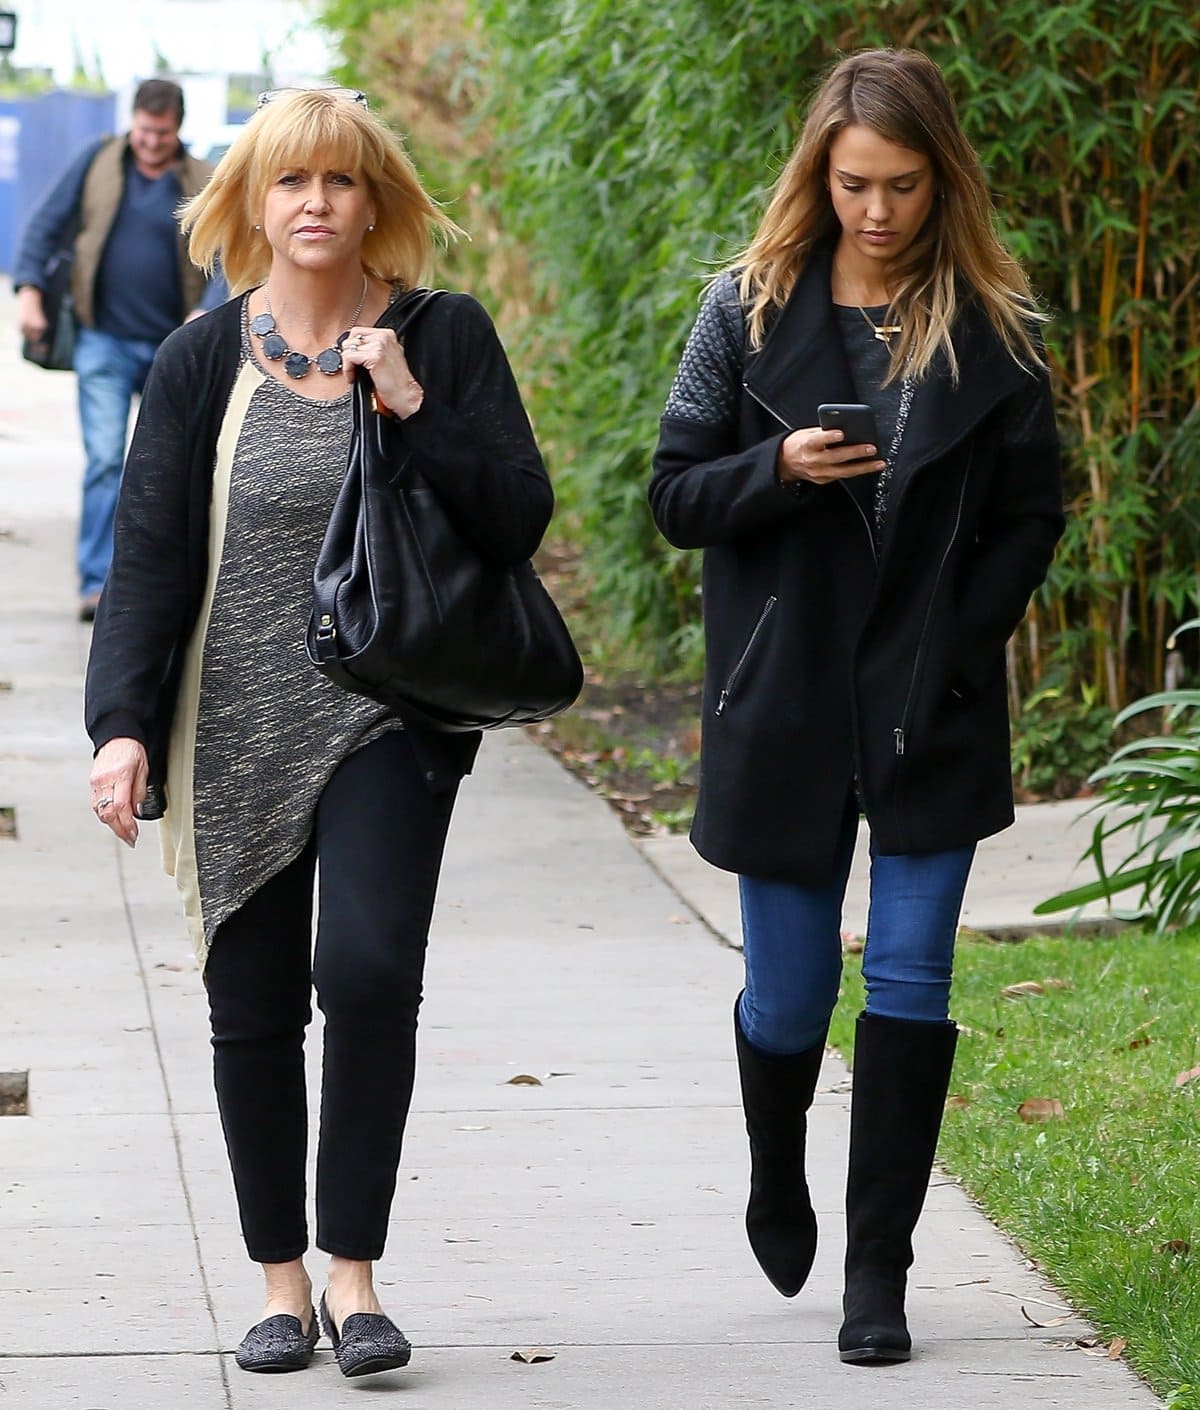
[838,1272,911,1364]
[747,1204,818,1298]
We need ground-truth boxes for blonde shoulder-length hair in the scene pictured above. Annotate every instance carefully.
[181,89,461,294]
[729,48,1044,383]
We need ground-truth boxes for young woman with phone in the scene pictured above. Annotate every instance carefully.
[649,49,1062,1365]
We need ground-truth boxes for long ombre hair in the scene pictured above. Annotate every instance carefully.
[730,49,1044,382]
[181,89,461,294]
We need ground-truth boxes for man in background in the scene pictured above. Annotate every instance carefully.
[14,79,225,620]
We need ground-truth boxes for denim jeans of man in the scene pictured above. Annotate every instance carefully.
[73,327,159,596]
[737,798,976,1055]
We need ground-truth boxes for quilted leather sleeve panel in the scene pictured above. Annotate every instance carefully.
[663,272,747,426]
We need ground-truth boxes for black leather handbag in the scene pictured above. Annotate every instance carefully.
[306,291,584,732]
[21,238,78,372]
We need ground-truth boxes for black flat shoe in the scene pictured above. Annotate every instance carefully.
[319,1291,412,1377]
[234,1307,319,1372]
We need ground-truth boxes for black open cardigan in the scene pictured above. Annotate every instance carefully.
[85,290,554,802]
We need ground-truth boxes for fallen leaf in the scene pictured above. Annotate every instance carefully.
[945,1094,972,1111]
[1018,1098,1065,1122]
[1042,977,1073,991]
[1175,1065,1200,1088]
[1050,1335,1104,1354]
[443,1237,480,1243]
[1114,1018,1160,1055]
[955,1022,988,1039]
[504,1074,543,1087]
[1107,1336,1127,1359]
[511,1348,556,1364]
[545,1071,575,1078]
[1159,1239,1191,1256]
[456,1124,491,1132]
[1002,981,1045,998]
[1021,1304,1074,1328]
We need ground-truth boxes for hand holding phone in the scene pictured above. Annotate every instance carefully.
[817,403,880,463]
[775,404,886,486]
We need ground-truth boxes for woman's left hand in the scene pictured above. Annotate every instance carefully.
[341,326,425,418]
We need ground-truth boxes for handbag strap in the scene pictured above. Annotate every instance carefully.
[312,289,447,659]
[353,286,447,424]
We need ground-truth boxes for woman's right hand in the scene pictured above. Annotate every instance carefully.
[89,737,150,848]
[777,427,886,486]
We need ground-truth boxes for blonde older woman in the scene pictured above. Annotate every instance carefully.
[85,88,552,1377]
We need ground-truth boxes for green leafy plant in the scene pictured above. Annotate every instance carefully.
[317,0,1200,784]
[1037,621,1200,930]
[833,926,1200,1398]
[1011,676,1115,798]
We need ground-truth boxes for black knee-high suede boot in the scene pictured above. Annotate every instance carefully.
[733,996,827,1297]
[838,1012,958,1364]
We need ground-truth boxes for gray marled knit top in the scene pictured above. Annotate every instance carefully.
[191,312,403,945]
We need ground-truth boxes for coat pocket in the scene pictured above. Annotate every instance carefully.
[716,595,777,715]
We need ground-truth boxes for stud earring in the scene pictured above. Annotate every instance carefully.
[367,223,375,232]
[254,224,261,230]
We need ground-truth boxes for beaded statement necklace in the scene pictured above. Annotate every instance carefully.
[250,277,367,378]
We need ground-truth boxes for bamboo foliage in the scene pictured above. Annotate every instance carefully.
[320,0,1200,779]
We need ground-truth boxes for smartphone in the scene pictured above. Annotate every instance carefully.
[817,403,879,461]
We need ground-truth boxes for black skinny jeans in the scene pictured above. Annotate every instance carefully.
[204,731,458,1262]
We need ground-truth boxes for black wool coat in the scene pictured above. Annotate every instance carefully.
[649,245,1064,884]
[85,290,554,803]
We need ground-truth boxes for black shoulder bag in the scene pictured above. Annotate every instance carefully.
[306,289,584,732]
[22,229,79,372]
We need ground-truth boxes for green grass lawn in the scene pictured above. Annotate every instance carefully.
[828,926,1200,1403]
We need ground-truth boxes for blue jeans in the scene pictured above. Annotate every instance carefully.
[74,327,159,595]
[738,798,975,1055]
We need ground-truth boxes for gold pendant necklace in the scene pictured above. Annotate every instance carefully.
[858,305,902,346]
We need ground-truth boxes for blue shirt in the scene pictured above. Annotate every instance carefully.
[94,157,185,342]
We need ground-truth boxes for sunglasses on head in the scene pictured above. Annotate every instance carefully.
[257,86,369,110]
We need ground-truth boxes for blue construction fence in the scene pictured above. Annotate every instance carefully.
[0,90,117,275]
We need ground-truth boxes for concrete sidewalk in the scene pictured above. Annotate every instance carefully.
[0,283,1160,1409]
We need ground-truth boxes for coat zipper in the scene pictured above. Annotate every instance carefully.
[744,380,879,567]
[892,445,973,757]
[716,595,777,715]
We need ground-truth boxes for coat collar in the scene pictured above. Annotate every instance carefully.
[743,238,1033,478]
